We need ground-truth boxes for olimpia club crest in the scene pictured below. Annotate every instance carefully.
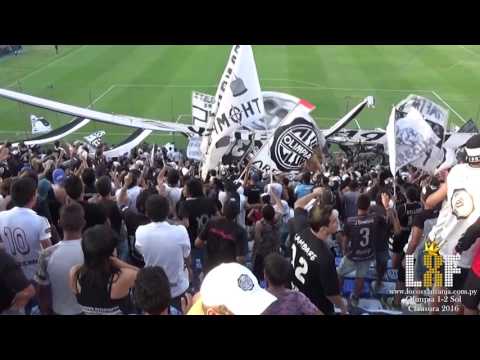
[270,117,319,172]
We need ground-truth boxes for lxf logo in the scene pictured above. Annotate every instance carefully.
[406,241,461,288]
[271,118,318,172]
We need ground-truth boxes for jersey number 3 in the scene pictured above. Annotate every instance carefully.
[359,228,370,247]
[291,243,308,284]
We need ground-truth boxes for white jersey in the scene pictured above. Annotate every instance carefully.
[135,221,191,298]
[0,207,51,280]
[428,164,480,267]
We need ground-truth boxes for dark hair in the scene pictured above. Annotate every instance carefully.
[146,195,169,222]
[77,225,117,289]
[262,204,275,222]
[82,168,96,187]
[60,202,85,232]
[406,186,420,202]
[223,199,239,220]
[264,253,292,287]
[0,177,14,197]
[261,194,271,205]
[11,177,37,207]
[65,175,83,200]
[309,205,334,232]
[20,169,39,187]
[96,176,112,197]
[167,169,180,187]
[421,177,440,202]
[134,267,171,315]
[186,178,203,198]
[357,194,370,211]
[128,170,140,189]
[349,179,358,191]
[301,172,311,184]
[136,189,157,215]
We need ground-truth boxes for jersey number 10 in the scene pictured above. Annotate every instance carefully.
[3,227,30,256]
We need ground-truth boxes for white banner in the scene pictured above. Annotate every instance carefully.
[201,45,264,179]
[389,107,441,173]
[397,94,448,146]
[251,100,324,174]
[324,96,375,138]
[84,130,106,148]
[103,130,152,160]
[192,91,215,130]
[186,135,203,161]
[386,107,397,176]
[30,115,52,134]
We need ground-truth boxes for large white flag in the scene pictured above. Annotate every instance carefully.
[192,91,215,132]
[387,107,441,174]
[30,115,52,134]
[201,45,264,179]
[386,107,397,176]
[397,94,448,147]
[84,130,106,148]
[250,100,324,174]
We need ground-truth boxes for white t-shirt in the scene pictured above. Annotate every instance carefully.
[428,164,480,268]
[218,190,247,229]
[116,185,142,212]
[135,222,191,298]
[34,239,84,315]
[164,184,182,211]
[0,207,51,280]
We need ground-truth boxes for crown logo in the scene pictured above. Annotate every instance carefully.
[424,240,441,257]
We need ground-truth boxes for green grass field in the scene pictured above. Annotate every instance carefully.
[1,45,479,148]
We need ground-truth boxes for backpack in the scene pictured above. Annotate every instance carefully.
[255,219,281,257]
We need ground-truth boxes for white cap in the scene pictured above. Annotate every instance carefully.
[200,263,277,315]
[267,183,283,198]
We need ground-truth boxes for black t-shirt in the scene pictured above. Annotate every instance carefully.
[244,184,263,204]
[123,208,149,239]
[396,201,423,242]
[413,208,439,230]
[397,202,423,228]
[81,201,107,231]
[344,214,385,261]
[33,198,53,224]
[0,249,30,313]
[177,197,218,247]
[97,199,123,235]
[368,205,391,252]
[199,217,248,274]
[83,184,97,202]
[290,208,340,315]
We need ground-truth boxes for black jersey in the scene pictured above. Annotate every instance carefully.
[290,208,340,315]
[397,202,423,229]
[344,214,383,262]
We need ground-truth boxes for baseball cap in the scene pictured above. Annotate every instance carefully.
[188,263,277,315]
[37,178,51,201]
[52,168,66,185]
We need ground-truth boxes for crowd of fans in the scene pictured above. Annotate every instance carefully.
[0,134,479,316]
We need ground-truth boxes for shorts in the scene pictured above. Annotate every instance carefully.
[462,270,480,310]
[337,256,372,278]
[389,232,409,254]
